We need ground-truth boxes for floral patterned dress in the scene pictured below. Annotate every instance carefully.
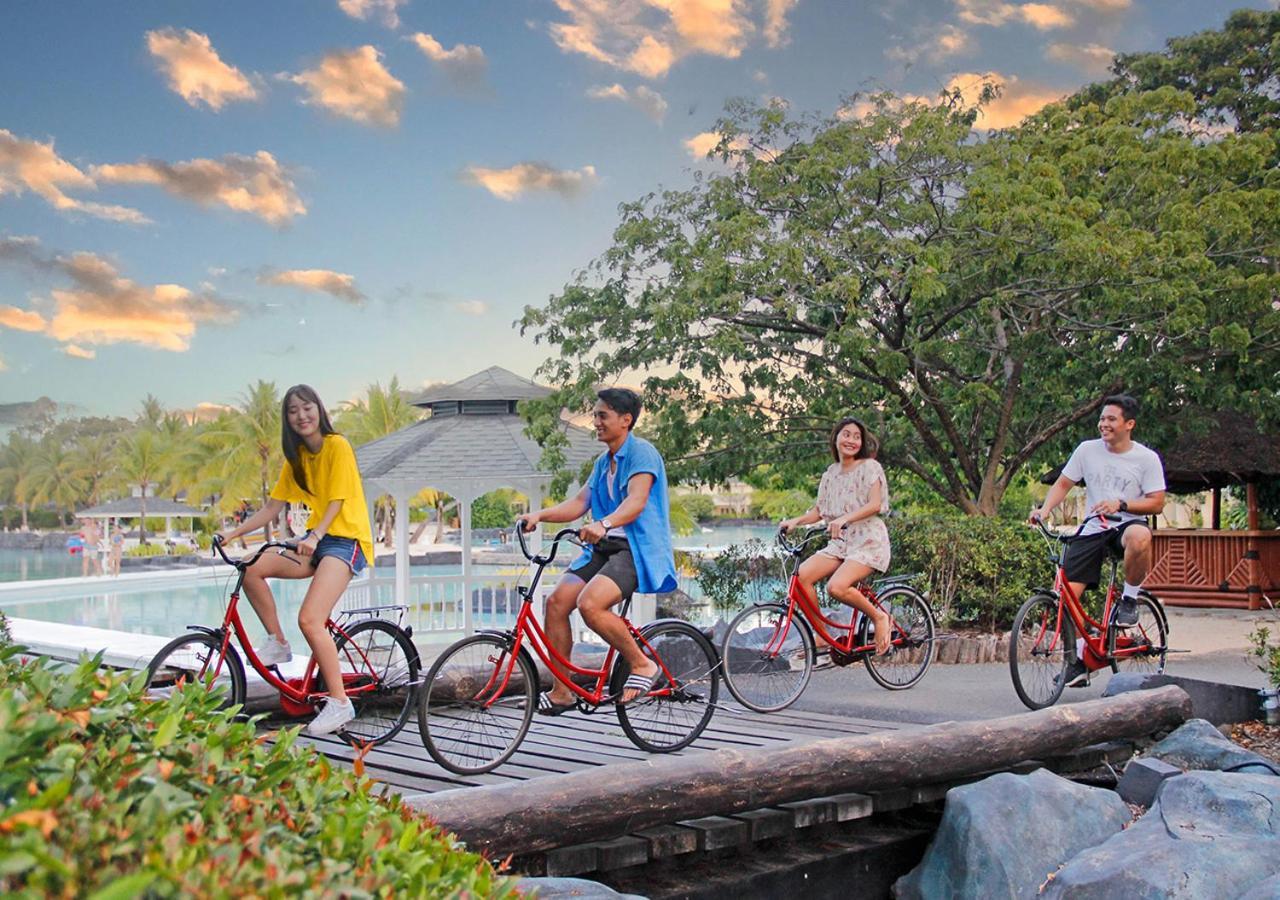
[815,459,891,572]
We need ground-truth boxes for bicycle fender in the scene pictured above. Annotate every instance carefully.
[185,625,224,639]
[639,617,716,642]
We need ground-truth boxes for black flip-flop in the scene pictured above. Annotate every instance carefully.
[534,691,575,717]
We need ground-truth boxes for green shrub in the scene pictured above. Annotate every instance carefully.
[677,493,715,522]
[0,644,516,898]
[125,543,168,558]
[889,514,1047,630]
[694,539,787,614]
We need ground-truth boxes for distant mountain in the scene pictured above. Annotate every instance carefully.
[0,397,56,428]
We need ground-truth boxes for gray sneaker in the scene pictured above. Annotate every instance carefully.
[256,635,292,666]
[1114,596,1139,628]
[307,698,355,736]
[1055,656,1090,690]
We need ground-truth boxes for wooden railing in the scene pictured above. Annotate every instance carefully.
[1146,529,1280,609]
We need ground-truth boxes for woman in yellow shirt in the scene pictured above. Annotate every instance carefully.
[217,384,374,736]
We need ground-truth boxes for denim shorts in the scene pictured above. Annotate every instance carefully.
[308,533,368,575]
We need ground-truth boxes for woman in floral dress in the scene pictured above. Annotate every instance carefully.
[780,417,893,654]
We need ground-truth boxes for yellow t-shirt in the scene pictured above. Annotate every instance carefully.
[269,434,374,566]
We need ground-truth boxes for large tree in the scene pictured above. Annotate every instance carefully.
[521,80,1279,514]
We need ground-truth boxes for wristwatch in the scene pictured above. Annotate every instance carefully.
[1118,500,1128,513]
[600,518,614,530]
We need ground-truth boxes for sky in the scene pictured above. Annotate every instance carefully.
[0,0,1272,421]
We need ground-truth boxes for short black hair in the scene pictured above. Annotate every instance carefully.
[597,388,642,430]
[1102,393,1139,422]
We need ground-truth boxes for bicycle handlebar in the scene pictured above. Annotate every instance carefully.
[211,533,299,570]
[514,522,583,566]
[777,522,835,555]
[1031,512,1123,542]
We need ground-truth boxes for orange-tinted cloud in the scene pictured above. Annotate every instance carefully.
[145,28,258,110]
[954,0,1074,29]
[453,299,488,316]
[286,46,405,127]
[1020,3,1073,29]
[946,71,1064,129]
[461,162,599,200]
[763,0,799,48]
[408,33,489,90]
[0,130,146,223]
[260,268,365,304]
[587,83,668,121]
[0,237,236,352]
[1046,41,1115,75]
[338,0,406,29]
[0,305,46,332]
[62,344,95,360]
[94,151,304,226]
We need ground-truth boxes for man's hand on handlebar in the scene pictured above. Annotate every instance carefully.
[516,513,539,533]
[579,520,607,545]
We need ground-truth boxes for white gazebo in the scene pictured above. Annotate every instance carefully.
[355,366,599,636]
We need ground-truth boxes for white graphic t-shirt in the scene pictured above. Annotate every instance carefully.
[1061,439,1166,535]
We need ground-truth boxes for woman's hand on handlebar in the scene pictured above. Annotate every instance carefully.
[295,532,318,558]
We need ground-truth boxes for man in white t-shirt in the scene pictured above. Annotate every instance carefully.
[1031,394,1166,687]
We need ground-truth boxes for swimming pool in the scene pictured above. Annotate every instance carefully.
[0,549,85,582]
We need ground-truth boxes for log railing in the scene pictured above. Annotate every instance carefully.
[1146,530,1280,609]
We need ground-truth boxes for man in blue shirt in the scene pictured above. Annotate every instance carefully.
[518,388,678,712]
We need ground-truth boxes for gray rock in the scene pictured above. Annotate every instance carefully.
[1240,874,1280,900]
[1043,771,1280,899]
[1116,757,1181,807]
[894,768,1130,900]
[1146,718,1279,775]
[515,877,646,899]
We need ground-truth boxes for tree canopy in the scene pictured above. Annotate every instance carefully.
[521,16,1280,516]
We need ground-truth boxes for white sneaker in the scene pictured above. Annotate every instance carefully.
[307,698,356,736]
[256,635,293,666]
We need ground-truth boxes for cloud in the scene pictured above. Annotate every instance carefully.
[587,83,669,121]
[0,236,236,352]
[0,356,6,372]
[63,344,95,360]
[145,28,258,110]
[547,0,758,78]
[683,130,752,158]
[93,151,304,226]
[1046,41,1115,75]
[408,33,489,91]
[1070,0,1130,10]
[286,46,405,127]
[337,0,406,29]
[461,162,599,200]
[259,268,365,305]
[954,0,1073,29]
[0,305,47,332]
[0,130,146,223]
[453,299,488,316]
[946,71,1064,129]
[763,0,799,48]
[887,23,971,65]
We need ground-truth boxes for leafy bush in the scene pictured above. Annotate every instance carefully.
[889,514,1047,630]
[750,489,813,520]
[0,642,515,898]
[125,543,169,558]
[1250,624,1280,688]
[471,491,517,530]
[694,539,786,614]
[676,493,715,521]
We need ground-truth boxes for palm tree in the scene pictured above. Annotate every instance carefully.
[72,432,119,507]
[115,429,163,543]
[412,487,456,543]
[0,433,39,530]
[30,438,86,527]
[201,381,282,539]
[337,377,422,548]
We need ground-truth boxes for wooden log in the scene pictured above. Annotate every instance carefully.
[409,685,1192,857]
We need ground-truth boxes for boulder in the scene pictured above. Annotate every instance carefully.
[894,768,1130,900]
[1043,771,1280,899]
[514,878,646,899]
[1145,718,1279,776]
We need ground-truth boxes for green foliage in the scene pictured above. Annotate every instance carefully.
[125,543,169,558]
[521,20,1280,518]
[693,539,779,614]
[470,490,518,530]
[1250,625,1280,688]
[889,514,1047,630]
[1226,482,1280,529]
[750,489,813,520]
[675,493,715,522]
[0,645,514,898]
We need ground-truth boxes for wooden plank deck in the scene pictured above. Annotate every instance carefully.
[273,701,907,798]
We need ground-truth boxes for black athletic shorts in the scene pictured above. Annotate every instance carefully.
[567,536,639,600]
[1062,520,1144,589]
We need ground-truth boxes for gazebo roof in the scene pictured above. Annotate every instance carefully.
[359,367,600,494]
[412,366,551,407]
[77,498,204,518]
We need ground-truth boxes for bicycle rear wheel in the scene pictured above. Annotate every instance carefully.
[614,621,719,753]
[1010,593,1072,710]
[1111,592,1167,675]
[330,619,420,747]
[418,634,537,775]
[144,632,246,710]
[864,587,936,690]
[721,602,814,712]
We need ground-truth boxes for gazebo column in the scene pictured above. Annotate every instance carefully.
[527,480,546,620]
[394,489,411,609]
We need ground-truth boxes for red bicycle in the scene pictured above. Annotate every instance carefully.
[1010,514,1169,709]
[142,537,421,746]
[720,524,936,712]
[417,527,720,774]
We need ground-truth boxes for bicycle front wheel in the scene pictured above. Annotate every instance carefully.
[1112,592,1168,675]
[144,632,246,709]
[721,602,814,712]
[417,634,536,775]
[864,587,936,690]
[614,621,719,753]
[331,619,420,747]
[1010,593,1072,710]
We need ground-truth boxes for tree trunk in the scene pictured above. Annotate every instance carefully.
[409,686,1192,857]
[434,500,445,543]
[139,490,148,545]
[20,501,28,531]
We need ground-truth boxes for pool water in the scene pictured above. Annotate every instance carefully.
[0,549,85,582]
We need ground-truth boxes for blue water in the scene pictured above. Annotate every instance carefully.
[0,549,84,582]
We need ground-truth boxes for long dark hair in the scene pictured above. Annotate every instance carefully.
[829,416,878,462]
[281,384,338,493]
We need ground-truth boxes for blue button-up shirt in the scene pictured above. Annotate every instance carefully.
[572,433,677,595]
